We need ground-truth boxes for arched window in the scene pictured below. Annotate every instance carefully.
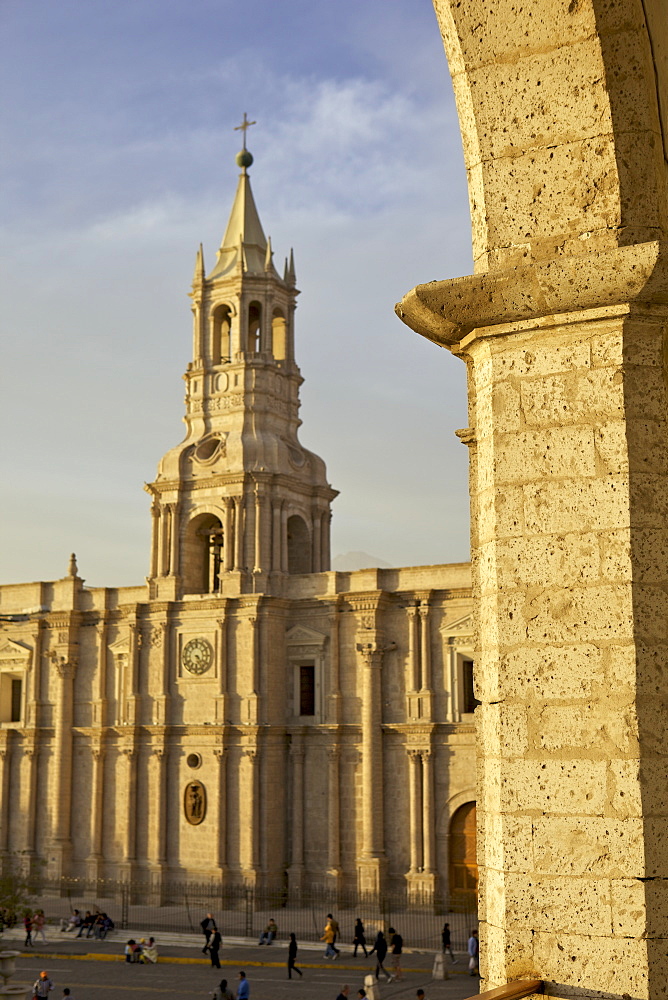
[212,305,231,363]
[248,301,262,353]
[449,802,478,911]
[287,515,311,574]
[272,309,287,361]
[183,513,225,594]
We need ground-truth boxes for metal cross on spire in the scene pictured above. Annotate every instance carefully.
[234,112,256,150]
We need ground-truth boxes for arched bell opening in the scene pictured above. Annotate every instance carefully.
[272,308,287,361]
[182,512,225,594]
[211,304,232,363]
[287,514,311,574]
[248,301,262,353]
[448,801,478,912]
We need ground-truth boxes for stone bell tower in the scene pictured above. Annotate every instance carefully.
[147,122,337,599]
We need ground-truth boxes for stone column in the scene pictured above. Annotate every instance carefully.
[94,623,108,727]
[149,502,160,578]
[152,622,169,726]
[418,603,433,721]
[281,505,289,572]
[356,634,395,894]
[253,488,263,573]
[127,622,139,726]
[407,607,419,692]
[321,511,331,571]
[326,746,341,880]
[398,246,668,993]
[168,503,179,576]
[214,748,227,875]
[24,746,38,859]
[86,746,105,881]
[224,499,234,572]
[272,502,282,571]
[216,613,228,723]
[288,734,305,889]
[421,750,435,876]
[147,749,167,877]
[160,506,170,575]
[234,496,245,570]
[419,604,431,690]
[241,748,258,882]
[312,512,322,573]
[119,748,137,879]
[407,750,423,873]
[48,653,76,878]
[0,746,10,856]
[245,614,259,725]
[327,605,342,724]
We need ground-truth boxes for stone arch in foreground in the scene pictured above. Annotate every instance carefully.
[398,2,668,995]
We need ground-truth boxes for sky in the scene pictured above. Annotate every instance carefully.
[0,0,474,589]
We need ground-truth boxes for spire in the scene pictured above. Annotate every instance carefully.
[287,248,296,286]
[207,115,276,280]
[193,243,205,285]
[68,553,78,577]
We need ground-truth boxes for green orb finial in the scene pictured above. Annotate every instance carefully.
[236,148,253,170]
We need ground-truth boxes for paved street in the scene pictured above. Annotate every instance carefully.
[6,935,480,1000]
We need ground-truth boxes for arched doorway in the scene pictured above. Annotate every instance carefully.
[449,801,477,911]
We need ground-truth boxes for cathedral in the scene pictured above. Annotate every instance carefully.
[0,135,475,905]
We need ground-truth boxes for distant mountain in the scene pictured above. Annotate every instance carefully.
[331,551,392,571]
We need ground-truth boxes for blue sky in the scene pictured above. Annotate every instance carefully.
[1,0,473,587]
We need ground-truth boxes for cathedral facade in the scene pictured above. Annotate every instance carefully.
[0,143,475,903]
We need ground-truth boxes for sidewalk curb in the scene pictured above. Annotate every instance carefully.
[21,951,469,976]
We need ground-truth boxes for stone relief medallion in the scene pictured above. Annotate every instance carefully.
[184,780,206,825]
[181,637,213,675]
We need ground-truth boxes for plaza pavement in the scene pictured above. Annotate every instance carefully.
[0,927,480,1000]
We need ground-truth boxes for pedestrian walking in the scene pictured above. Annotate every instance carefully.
[326,913,340,955]
[369,930,390,981]
[321,921,338,959]
[441,922,456,962]
[467,928,479,976]
[287,932,303,979]
[201,913,217,953]
[32,971,54,998]
[33,910,47,943]
[388,926,403,981]
[416,990,426,1000]
[23,912,33,947]
[335,986,349,1000]
[62,989,75,1000]
[236,971,250,1000]
[209,929,222,969]
[352,918,367,957]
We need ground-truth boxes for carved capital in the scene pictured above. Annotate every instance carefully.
[50,651,77,678]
